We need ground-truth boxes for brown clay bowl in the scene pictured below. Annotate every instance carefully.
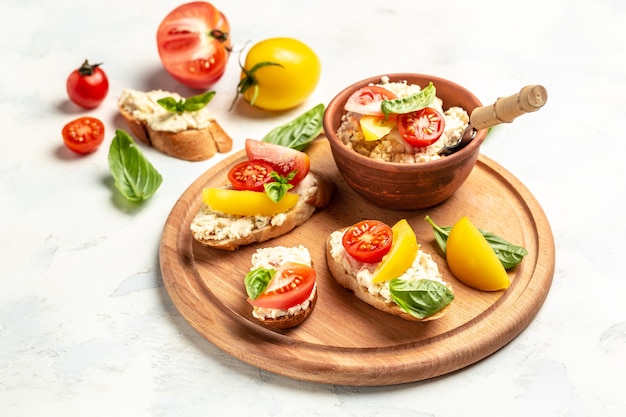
[323,73,487,210]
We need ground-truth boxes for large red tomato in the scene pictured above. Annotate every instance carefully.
[247,262,316,310]
[244,139,310,186]
[156,2,231,89]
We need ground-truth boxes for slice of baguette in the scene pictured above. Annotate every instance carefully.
[118,89,232,161]
[247,246,317,330]
[326,228,453,322]
[191,171,334,251]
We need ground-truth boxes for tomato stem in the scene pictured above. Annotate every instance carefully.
[78,60,103,76]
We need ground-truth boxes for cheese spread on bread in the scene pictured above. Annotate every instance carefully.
[249,246,316,320]
[328,229,445,302]
[191,173,318,243]
[118,88,216,133]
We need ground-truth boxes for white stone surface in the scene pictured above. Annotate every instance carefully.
[1,0,624,416]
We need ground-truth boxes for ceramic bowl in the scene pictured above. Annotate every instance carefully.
[323,73,487,210]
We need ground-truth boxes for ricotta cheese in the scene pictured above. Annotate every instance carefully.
[118,88,216,133]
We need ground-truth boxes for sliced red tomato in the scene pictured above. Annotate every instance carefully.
[342,220,393,264]
[227,159,274,191]
[156,2,231,89]
[62,117,105,155]
[248,262,316,310]
[344,86,397,116]
[397,107,445,148]
[245,139,310,186]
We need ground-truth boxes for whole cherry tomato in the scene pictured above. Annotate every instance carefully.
[66,60,109,109]
[157,2,231,89]
[62,117,105,154]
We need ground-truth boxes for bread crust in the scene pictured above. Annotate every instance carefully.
[192,171,335,251]
[325,231,451,322]
[119,101,233,161]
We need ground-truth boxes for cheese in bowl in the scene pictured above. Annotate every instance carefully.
[336,76,469,163]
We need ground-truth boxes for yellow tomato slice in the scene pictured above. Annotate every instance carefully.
[371,219,419,283]
[446,216,510,291]
[359,115,397,141]
[202,188,299,216]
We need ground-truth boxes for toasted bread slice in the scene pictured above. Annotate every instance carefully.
[247,246,317,330]
[118,89,232,161]
[326,228,453,322]
[191,171,334,251]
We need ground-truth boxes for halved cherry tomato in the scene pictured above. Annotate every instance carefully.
[248,262,316,310]
[62,117,105,155]
[344,86,397,116]
[66,60,109,109]
[227,159,274,191]
[342,220,393,263]
[397,107,445,148]
[156,2,231,89]
[245,139,310,186]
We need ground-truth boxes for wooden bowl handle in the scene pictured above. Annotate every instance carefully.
[470,85,548,130]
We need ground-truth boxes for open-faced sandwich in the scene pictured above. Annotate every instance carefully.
[118,88,233,161]
[244,245,317,329]
[191,139,334,250]
[326,219,454,321]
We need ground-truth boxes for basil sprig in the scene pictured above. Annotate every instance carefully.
[262,103,325,151]
[381,82,436,117]
[108,129,162,202]
[157,91,216,114]
[424,215,528,269]
[244,267,276,300]
[389,278,454,319]
[264,171,296,203]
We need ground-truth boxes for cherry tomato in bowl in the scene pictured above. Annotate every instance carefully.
[234,37,321,111]
[344,86,397,116]
[397,107,445,148]
[62,117,105,154]
[66,60,109,109]
[247,262,316,310]
[157,1,231,89]
[342,220,393,264]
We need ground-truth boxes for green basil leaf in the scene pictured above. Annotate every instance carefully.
[381,82,436,116]
[156,97,181,113]
[183,91,216,112]
[264,171,294,203]
[424,215,528,269]
[244,268,276,300]
[262,103,325,151]
[107,129,163,202]
[389,278,454,319]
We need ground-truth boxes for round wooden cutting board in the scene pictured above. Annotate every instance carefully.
[159,138,555,386]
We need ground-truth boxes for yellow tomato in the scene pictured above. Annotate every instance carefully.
[359,115,397,141]
[238,37,321,111]
[446,216,510,291]
[371,219,419,283]
[202,188,298,216]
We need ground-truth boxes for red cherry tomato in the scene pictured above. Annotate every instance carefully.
[66,60,109,109]
[156,1,231,89]
[227,159,274,191]
[244,139,310,186]
[248,262,316,310]
[344,86,397,116]
[62,117,105,154]
[342,220,393,264]
[397,107,445,148]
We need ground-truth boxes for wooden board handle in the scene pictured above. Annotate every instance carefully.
[470,85,548,130]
